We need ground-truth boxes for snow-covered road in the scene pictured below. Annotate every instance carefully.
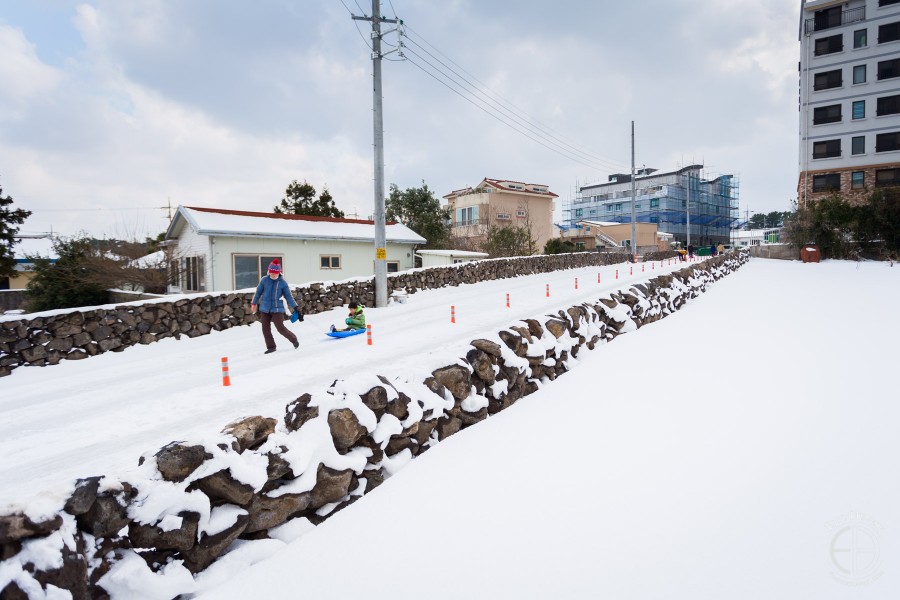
[0,257,694,508]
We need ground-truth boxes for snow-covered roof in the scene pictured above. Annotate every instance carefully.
[127,250,166,269]
[165,207,426,245]
[13,235,57,265]
[415,250,489,258]
[443,178,558,199]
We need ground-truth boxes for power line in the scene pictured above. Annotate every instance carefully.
[402,24,629,172]
[402,37,625,172]
[404,53,616,173]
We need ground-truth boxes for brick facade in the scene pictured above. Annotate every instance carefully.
[798,160,900,207]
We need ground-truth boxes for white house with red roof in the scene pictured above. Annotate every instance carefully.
[163,206,426,293]
[443,178,557,254]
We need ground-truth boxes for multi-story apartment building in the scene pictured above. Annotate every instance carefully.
[443,178,557,253]
[562,165,739,246]
[799,0,900,205]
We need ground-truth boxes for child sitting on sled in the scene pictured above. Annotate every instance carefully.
[331,302,366,332]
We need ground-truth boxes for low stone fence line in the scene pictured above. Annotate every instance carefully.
[0,252,632,378]
[0,252,748,599]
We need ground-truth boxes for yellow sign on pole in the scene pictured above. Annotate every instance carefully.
[376,247,386,260]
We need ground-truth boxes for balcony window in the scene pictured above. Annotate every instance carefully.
[877,94,900,116]
[876,131,900,152]
[852,136,866,155]
[650,198,660,208]
[813,104,842,124]
[854,29,868,48]
[875,168,900,187]
[851,171,865,190]
[877,59,900,80]
[881,0,900,6]
[812,173,841,192]
[814,7,842,31]
[878,22,900,43]
[853,100,866,119]
[814,69,842,90]
[853,64,867,84]
[815,34,843,55]
[813,139,841,159]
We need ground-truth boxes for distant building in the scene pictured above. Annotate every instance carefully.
[1,234,57,290]
[565,165,739,246]
[732,228,782,248]
[443,178,557,254]
[559,220,671,254]
[164,206,425,293]
[415,249,488,268]
[798,0,900,205]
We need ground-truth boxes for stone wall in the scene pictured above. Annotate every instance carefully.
[748,244,797,260]
[0,252,749,599]
[0,252,629,378]
[0,290,27,314]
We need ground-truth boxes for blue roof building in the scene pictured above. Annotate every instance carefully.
[563,165,740,246]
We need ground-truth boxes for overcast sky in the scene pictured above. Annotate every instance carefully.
[1,0,800,240]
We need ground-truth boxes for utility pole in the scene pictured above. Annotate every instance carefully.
[352,1,400,307]
[630,121,636,262]
[686,170,692,248]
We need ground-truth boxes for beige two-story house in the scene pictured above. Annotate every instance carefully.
[443,178,557,254]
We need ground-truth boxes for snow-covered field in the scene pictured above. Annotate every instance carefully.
[4,257,899,599]
[189,258,899,599]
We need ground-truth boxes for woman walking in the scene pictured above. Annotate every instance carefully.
[251,259,300,354]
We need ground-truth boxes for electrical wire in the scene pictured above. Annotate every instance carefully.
[402,36,625,172]
[404,53,617,173]
[338,0,373,50]
[402,24,630,172]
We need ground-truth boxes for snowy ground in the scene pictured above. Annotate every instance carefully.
[1,257,689,509]
[188,258,899,599]
[5,257,898,599]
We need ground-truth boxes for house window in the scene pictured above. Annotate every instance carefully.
[607,204,613,212]
[614,203,623,211]
[876,131,900,152]
[814,69,842,90]
[813,139,841,159]
[851,171,865,189]
[812,173,841,192]
[575,242,586,250]
[877,93,900,115]
[814,6,842,32]
[813,104,842,124]
[650,198,660,208]
[233,254,282,289]
[516,208,527,218]
[876,168,900,186]
[815,34,843,55]
[877,59,900,80]
[852,100,866,119]
[387,261,399,273]
[649,216,660,223]
[852,135,866,155]
[320,255,341,269]
[456,205,479,225]
[878,21,900,43]
[183,256,206,292]
[881,0,900,6]
[854,29,868,48]
[574,208,583,218]
[853,64,867,84]
[496,212,511,220]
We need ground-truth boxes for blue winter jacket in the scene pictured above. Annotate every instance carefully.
[252,275,298,314]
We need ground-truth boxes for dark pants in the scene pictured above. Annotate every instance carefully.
[259,311,297,350]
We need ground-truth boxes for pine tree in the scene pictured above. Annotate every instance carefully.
[0,179,33,279]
